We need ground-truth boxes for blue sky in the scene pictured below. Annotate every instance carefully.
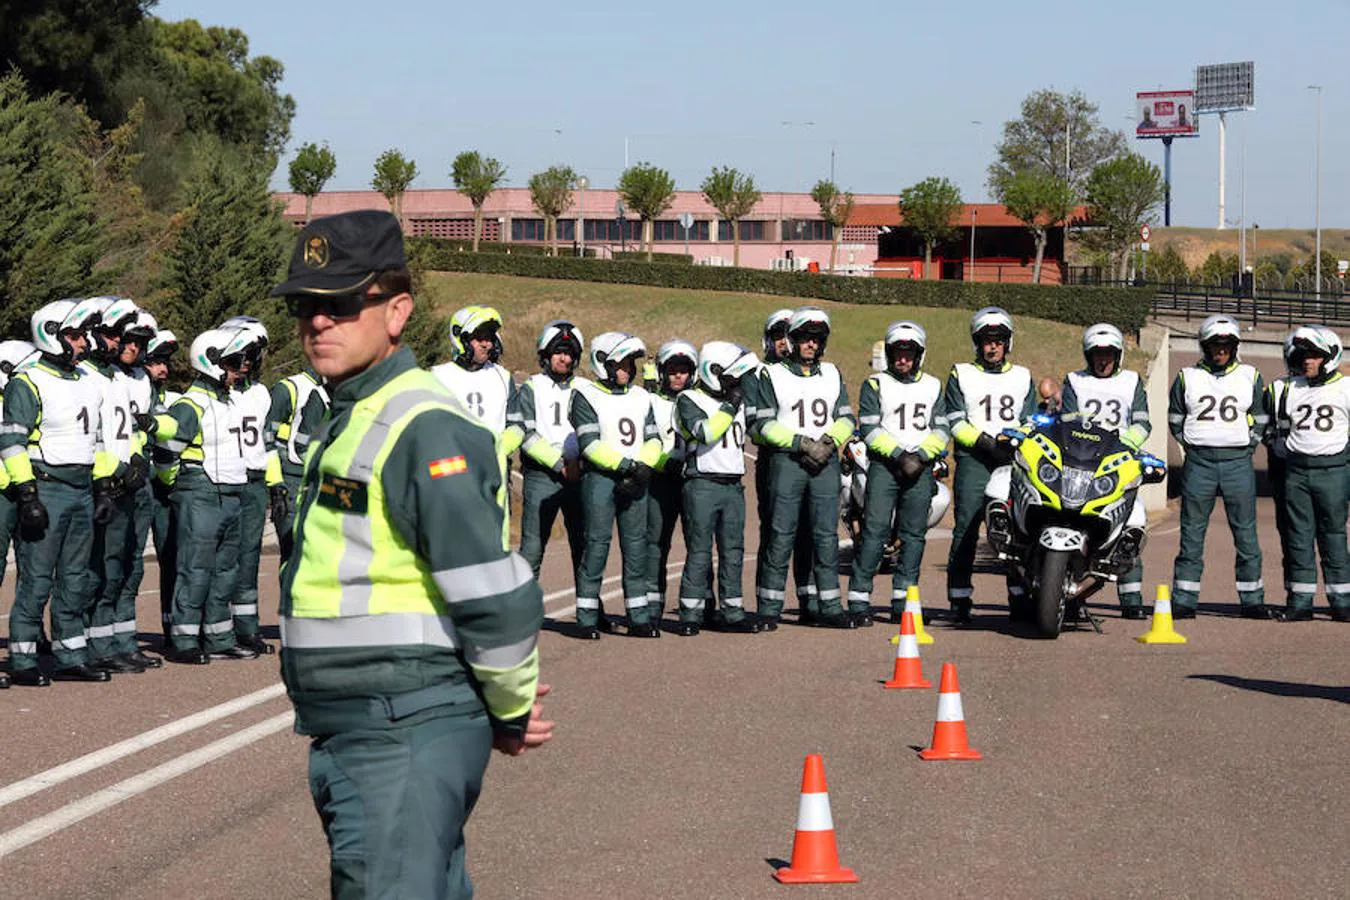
[158,0,1348,228]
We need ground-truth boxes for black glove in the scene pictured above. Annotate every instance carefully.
[894,450,926,480]
[13,481,48,539]
[135,412,157,436]
[974,433,1014,466]
[151,476,173,504]
[122,455,149,492]
[806,435,837,467]
[722,380,744,410]
[92,477,119,526]
[615,462,652,500]
[269,483,291,524]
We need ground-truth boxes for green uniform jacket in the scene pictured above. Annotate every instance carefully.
[1167,360,1265,461]
[279,349,544,736]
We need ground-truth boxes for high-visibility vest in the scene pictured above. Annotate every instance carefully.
[282,368,495,651]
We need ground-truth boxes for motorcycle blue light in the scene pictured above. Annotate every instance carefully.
[1031,413,1056,428]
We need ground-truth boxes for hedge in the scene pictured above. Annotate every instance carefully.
[412,248,1155,334]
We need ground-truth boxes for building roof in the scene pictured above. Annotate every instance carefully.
[848,202,1088,229]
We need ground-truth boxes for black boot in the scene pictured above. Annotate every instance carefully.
[94,655,145,674]
[710,615,759,634]
[851,610,875,628]
[595,616,616,634]
[628,622,660,639]
[237,634,275,655]
[816,612,857,629]
[675,621,700,637]
[1281,607,1313,622]
[1121,606,1148,620]
[758,616,779,632]
[130,650,164,669]
[209,644,260,660]
[1330,607,1350,623]
[950,602,973,625]
[1240,604,1280,620]
[9,668,50,687]
[163,646,209,665]
[0,671,7,688]
[52,664,112,682]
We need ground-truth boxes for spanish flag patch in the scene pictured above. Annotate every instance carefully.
[428,455,467,478]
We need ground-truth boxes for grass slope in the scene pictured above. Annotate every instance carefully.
[421,272,1149,390]
[1149,227,1350,270]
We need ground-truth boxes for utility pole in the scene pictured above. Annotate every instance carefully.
[1309,85,1323,298]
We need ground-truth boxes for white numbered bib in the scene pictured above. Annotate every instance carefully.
[873,371,942,451]
[767,361,842,440]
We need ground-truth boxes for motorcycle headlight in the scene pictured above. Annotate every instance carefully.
[1037,461,1060,485]
[1091,473,1118,498]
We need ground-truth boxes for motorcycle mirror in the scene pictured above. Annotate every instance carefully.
[1001,427,1024,446]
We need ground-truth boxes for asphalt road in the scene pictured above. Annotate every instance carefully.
[2,461,1348,898]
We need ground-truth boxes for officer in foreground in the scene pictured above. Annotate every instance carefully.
[272,210,550,899]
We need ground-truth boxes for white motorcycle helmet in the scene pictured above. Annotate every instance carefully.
[1314,325,1343,373]
[884,320,928,372]
[697,341,758,395]
[1082,323,1125,375]
[928,481,952,529]
[589,331,647,386]
[787,307,831,360]
[146,329,180,362]
[190,328,245,385]
[0,339,37,390]
[220,315,269,373]
[1197,314,1241,364]
[1289,325,1341,380]
[970,306,1014,353]
[762,308,794,358]
[31,299,100,362]
[655,340,698,391]
[536,319,584,372]
[450,305,503,365]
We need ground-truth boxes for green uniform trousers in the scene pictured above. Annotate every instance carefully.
[151,481,177,640]
[576,469,650,627]
[278,469,302,563]
[88,490,136,661]
[518,465,583,590]
[1282,456,1350,611]
[117,481,154,654]
[644,470,683,621]
[308,713,493,900]
[235,473,267,640]
[0,491,16,587]
[848,461,934,616]
[168,471,241,653]
[678,476,747,623]
[1267,454,1293,593]
[753,450,817,615]
[756,451,844,620]
[1171,450,1264,610]
[10,479,93,671]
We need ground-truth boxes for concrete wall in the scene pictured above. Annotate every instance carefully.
[1139,322,1171,514]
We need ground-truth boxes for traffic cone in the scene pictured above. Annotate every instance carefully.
[918,662,983,761]
[890,585,934,645]
[883,611,931,689]
[773,754,859,884]
[1136,584,1187,644]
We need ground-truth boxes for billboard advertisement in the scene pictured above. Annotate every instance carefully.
[1136,90,1199,138]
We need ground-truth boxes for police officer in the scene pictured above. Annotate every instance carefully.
[508,320,587,599]
[645,339,697,623]
[433,306,518,445]
[1267,326,1350,621]
[3,299,115,685]
[267,360,329,562]
[143,328,182,640]
[271,209,550,898]
[942,307,1036,624]
[1059,323,1152,618]
[0,340,37,594]
[751,306,856,629]
[221,316,284,655]
[571,331,663,638]
[1168,314,1271,619]
[745,309,818,617]
[1263,334,1300,602]
[847,322,950,622]
[153,326,256,663]
[674,341,762,635]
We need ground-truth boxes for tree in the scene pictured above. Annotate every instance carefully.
[288,142,336,223]
[989,89,1127,197]
[700,167,761,268]
[899,177,963,279]
[1148,243,1191,283]
[451,151,507,253]
[810,180,855,274]
[0,74,108,339]
[372,149,417,228]
[1196,251,1239,285]
[998,171,1076,284]
[1078,153,1164,281]
[617,163,676,262]
[155,145,290,358]
[527,166,577,257]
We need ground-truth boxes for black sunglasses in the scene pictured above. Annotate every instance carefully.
[285,291,394,320]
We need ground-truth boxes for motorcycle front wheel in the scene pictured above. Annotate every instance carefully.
[1034,549,1076,639]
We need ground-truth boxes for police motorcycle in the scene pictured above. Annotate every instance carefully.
[839,436,951,570]
[983,411,1166,638]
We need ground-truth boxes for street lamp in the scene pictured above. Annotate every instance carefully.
[615,198,626,256]
[577,175,589,258]
[1308,85,1323,297]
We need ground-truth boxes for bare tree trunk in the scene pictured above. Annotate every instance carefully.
[829,224,840,273]
[924,243,933,279]
[1032,228,1046,284]
[644,219,654,262]
[473,206,483,253]
[304,194,313,224]
[733,220,741,267]
[1117,249,1130,282]
[394,194,404,231]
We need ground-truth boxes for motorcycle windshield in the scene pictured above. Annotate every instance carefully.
[1059,467,1094,508]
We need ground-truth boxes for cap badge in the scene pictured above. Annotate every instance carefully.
[303,234,330,269]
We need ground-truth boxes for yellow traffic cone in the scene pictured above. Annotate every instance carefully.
[891,585,934,646]
[1136,584,1187,644]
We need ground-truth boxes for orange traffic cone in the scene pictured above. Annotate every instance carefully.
[883,611,932,689]
[773,754,859,884]
[918,663,983,761]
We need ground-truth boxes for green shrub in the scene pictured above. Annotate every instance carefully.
[612,250,693,264]
[412,250,1154,334]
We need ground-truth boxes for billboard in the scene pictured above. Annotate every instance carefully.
[1195,61,1255,113]
[1136,90,1200,138]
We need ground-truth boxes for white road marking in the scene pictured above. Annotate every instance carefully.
[0,711,295,860]
[0,683,287,810]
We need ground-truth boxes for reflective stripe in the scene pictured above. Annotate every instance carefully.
[798,584,818,596]
[0,423,28,435]
[1234,580,1264,591]
[575,596,600,610]
[679,596,704,610]
[1167,414,1185,424]
[56,635,88,650]
[1007,585,1025,597]
[230,604,259,616]
[10,641,37,653]
[0,445,26,459]
[937,692,965,722]
[847,591,870,605]
[624,595,647,610]
[891,590,907,601]
[163,438,188,453]
[575,423,601,436]
[645,592,661,604]
[795,792,834,832]
[1119,583,1142,594]
[463,634,536,669]
[758,588,786,601]
[948,587,973,599]
[87,624,116,639]
[204,619,235,635]
[723,596,744,609]
[818,588,840,601]
[432,554,534,604]
[113,619,137,633]
[1174,580,1202,592]
[1132,411,1151,422]
[859,415,881,425]
[1288,582,1318,594]
[280,613,459,649]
